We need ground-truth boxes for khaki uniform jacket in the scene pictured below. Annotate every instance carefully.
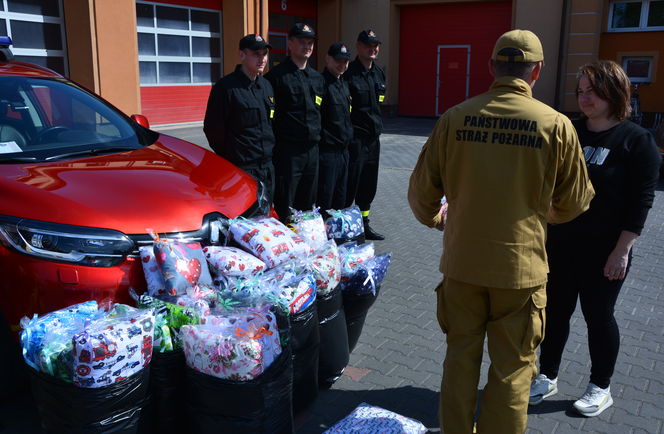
[408,76,595,289]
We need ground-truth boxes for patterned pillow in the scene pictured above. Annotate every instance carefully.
[325,205,364,240]
[153,240,213,295]
[139,246,167,296]
[230,217,313,269]
[203,246,266,277]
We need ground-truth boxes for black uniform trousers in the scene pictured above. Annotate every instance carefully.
[273,144,319,222]
[241,164,275,206]
[539,232,630,389]
[344,135,379,212]
[317,150,348,218]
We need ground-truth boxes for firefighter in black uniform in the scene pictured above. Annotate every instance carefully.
[203,34,276,203]
[343,29,386,240]
[264,23,324,222]
[317,42,353,217]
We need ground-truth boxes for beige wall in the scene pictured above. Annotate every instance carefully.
[317,0,343,73]
[561,0,603,112]
[223,0,269,76]
[340,1,391,83]
[63,0,141,116]
[513,0,565,106]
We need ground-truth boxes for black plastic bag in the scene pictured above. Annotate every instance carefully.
[28,364,152,434]
[290,298,320,414]
[317,285,349,385]
[343,284,381,354]
[150,348,187,434]
[185,308,294,434]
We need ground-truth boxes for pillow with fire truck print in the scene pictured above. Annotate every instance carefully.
[203,245,266,277]
[72,309,155,388]
[230,217,312,269]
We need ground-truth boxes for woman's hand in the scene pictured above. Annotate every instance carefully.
[603,250,629,280]
[603,230,638,280]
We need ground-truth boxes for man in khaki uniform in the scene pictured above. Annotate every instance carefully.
[408,30,594,434]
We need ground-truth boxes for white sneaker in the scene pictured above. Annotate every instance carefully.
[529,373,558,405]
[573,383,613,417]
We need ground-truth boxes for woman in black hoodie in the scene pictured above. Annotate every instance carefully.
[529,60,661,417]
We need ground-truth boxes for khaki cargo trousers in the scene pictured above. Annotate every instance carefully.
[436,277,546,434]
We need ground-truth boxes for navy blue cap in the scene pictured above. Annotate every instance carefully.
[357,29,381,44]
[289,23,317,39]
[328,42,350,60]
[239,34,272,51]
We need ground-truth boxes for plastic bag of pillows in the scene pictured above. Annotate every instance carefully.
[344,253,392,296]
[20,301,99,378]
[338,242,375,290]
[147,230,213,295]
[203,245,266,277]
[229,216,313,268]
[303,240,341,296]
[325,205,364,240]
[288,206,328,250]
[71,309,155,388]
[323,402,427,434]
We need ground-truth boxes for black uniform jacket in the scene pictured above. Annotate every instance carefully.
[319,67,353,153]
[343,56,386,138]
[203,65,275,169]
[264,56,324,148]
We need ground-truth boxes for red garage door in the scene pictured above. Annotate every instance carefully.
[398,1,511,117]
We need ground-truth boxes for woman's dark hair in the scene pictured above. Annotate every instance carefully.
[576,60,631,122]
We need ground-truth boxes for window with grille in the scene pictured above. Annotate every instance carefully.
[0,0,68,76]
[136,1,222,86]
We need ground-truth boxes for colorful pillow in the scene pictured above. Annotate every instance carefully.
[229,217,313,269]
[203,245,266,277]
[138,294,202,349]
[305,241,341,296]
[344,253,392,296]
[338,242,375,290]
[273,273,316,314]
[72,310,155,388]
[325,205,364,240]
[153,240,213,295]
[20,301,99,373]
[289,208,328,250]
[181,324,263,381]
[139,246,167,296]
[323,402,427,434]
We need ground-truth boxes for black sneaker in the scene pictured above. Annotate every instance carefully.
[363,217,385,240]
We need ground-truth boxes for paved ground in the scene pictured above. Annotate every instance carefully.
[2,117,663,433]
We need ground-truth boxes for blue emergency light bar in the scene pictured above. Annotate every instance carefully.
[0,36,14,61]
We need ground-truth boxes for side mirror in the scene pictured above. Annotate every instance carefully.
[130,114,150,129]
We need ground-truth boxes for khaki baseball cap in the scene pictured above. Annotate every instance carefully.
[492,29,544,65]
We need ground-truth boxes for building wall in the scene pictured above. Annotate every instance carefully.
[381,0,567,117]
[317,0,342,71]
[599,31,663,115]
[513,0,565,106]
[223,0,269,76]
[562,0,603,113]
[397,1,512,117]
[341,0,391,105]
[64,0,141,116]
